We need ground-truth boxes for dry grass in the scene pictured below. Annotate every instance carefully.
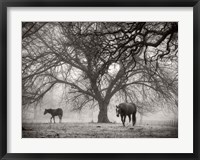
[22,122,178,138]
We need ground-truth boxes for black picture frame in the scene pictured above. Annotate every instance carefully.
[0,0,199,159]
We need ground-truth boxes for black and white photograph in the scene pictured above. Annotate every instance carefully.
[22,22,178,138]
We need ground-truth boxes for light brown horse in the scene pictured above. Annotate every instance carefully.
[116,103,137,126]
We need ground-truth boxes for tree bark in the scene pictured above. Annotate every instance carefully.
[97,101,110,123]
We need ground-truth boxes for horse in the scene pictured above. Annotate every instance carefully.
[44,108,63,123]
[116,103,137,126]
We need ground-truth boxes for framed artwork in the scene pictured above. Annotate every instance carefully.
[0,0,199,159]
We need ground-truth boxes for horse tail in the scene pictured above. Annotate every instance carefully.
[132,113,136,126]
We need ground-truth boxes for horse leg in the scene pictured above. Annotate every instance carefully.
[128,115,131,123]
[132,113,136,126]
[59,116,62,123]
[123,115,126,126]
[53,117,55,123]
[50,117,53,123]
[121,115,125,126]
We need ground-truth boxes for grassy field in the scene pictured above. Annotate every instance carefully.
[22,122,178,138]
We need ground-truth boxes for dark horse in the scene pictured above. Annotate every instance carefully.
[116,103,137,126]
[44,108,63,123]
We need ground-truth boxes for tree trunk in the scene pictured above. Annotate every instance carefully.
[97,101,110,123]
